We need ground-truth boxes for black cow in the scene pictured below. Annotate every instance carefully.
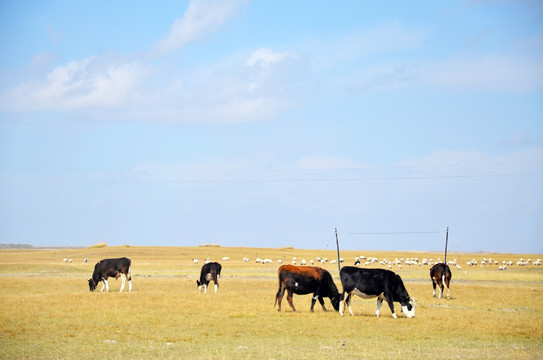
[275,265,340,312]
[197,262,222,293]
[430,263,452,299]
[339,266,415,318]
[88,257,132,292]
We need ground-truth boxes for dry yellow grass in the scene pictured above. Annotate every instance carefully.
[1,246,542,359]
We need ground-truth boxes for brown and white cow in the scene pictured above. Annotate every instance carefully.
[88,257,132,292]
[275,265,340,312]
[430,263,451,299]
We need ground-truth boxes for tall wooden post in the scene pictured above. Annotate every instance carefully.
[335,228,341,272]
[444,226,449,264]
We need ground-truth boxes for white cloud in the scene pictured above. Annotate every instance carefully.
[246,48,296,68]
[0,57,149,111]
[153,0,247,56]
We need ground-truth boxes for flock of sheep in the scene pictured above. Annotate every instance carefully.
[191,255,542,270]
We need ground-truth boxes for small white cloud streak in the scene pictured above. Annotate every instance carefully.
[153,0,247,57]
[246,48,297,67]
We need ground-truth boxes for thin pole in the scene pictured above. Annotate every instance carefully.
[335,228,341,272]
[444,226,449,264]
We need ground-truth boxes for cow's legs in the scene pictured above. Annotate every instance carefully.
[213,275,219,293]
[341,293,354,316]
[339,292,353,316]
[317,296,326,311]
[375,296,384,317]
[384,294,397,318]
[444,276,450,299]
[275,286,285,311]
[286,289,296,312]
[310,294,317,312]
[434,276,443,299]
[339,293,346,316]
[120,273,126,292]
[127,266,132,292]
[310,294,326,312]
[102,278,110,292]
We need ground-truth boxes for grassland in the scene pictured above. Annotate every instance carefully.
[1,246,542,359]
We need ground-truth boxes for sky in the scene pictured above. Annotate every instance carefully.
[0,0,542,253]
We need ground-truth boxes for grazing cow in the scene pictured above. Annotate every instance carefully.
[197,262,222,293]
[88,257,132,292]
[430,263,452,299]
[274,265,340,312]
[339,266,415,318]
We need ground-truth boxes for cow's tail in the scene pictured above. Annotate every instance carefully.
[441,274,445,286]
[274,270,283,308]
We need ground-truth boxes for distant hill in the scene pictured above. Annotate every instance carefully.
[0,244,83,250]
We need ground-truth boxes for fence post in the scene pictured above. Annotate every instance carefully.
[335,228,341,272]
[444,226,449,264]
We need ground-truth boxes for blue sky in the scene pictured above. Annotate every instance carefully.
[1,0,542,253]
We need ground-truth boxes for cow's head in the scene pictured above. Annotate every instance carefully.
[88,278,97,291]
[401,298,416,318]
[330,294,340,311]
[196,280,206,292]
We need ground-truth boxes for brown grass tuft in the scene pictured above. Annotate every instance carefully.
[89,241,108,248]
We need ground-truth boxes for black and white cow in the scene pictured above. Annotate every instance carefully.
[430,263,452,299]
[339,266,415,318]
[88,257,132,292]
[197,262,222,293]
[275,265,340,312]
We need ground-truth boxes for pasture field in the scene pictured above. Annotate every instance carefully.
[1,246,542,359]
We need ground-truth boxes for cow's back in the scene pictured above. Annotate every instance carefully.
[340,267,397,294]
[430,263,451,279]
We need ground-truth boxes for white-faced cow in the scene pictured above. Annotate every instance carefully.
[197,262,222,293]
[339,266,415,318]
[430,263,452,299]
[88,257,132,292]
[275,265,340,312]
